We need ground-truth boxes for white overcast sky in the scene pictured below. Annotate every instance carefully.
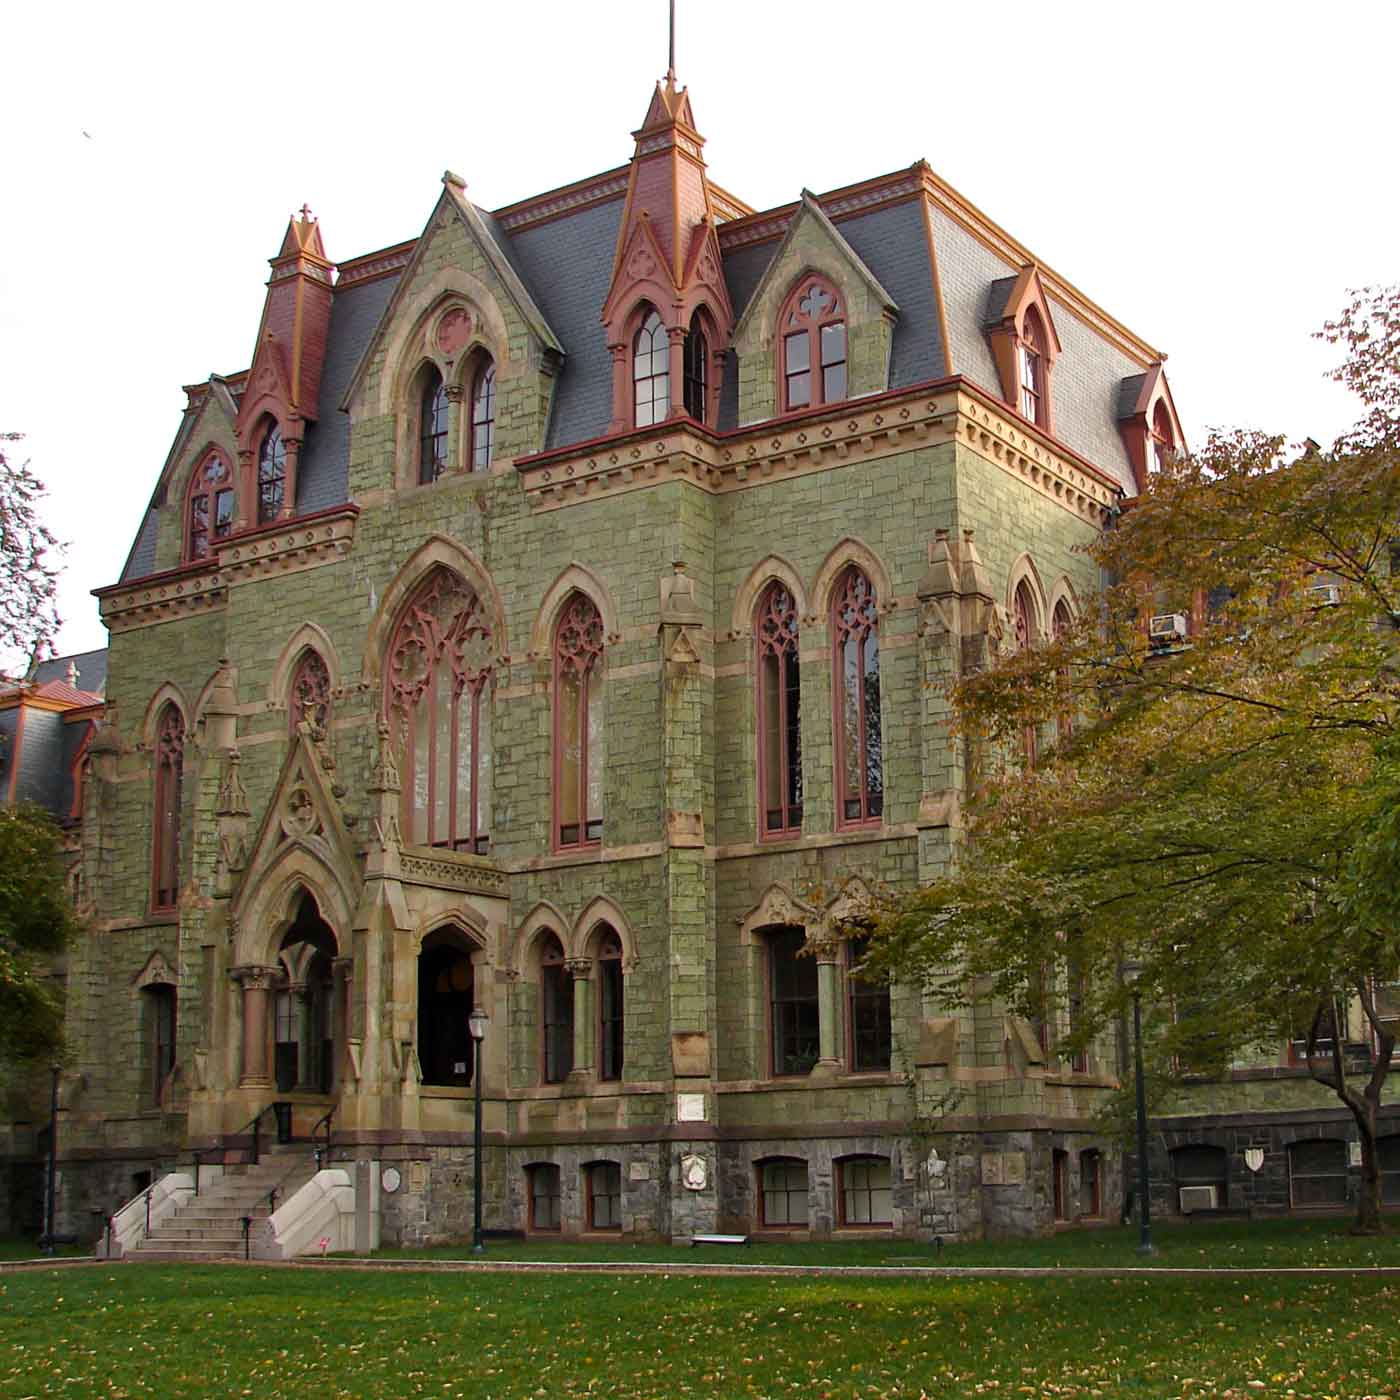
[2,0,1395,664]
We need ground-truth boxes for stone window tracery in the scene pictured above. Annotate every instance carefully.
[289,649,332,735]
[781,276,846,411]
[152,704,184,911]
[470,359,496,471]
[756,581,802,837]
[385,566,493,852]
[186,451,233,561]
[832,566,882,826]
[553,592,604,850]
[633,308,670,427]
[257,423,286,524]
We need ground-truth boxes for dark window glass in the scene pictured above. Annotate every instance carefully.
[419,371,449,484]
[633,310,670,426]
[1378,1136,1400,1206]
[1080,1150,1102,1217]
[274,989,297,1093]
[1019,311,1045,425]
[471,361,495,470]
[683,315,708,423]
[1290,1140,1348,1208]
[418,941,475,1088]
[769,927,818,1077]
[587,1161,622,1231]
[597,930,624,1081]
[541,936,573,1083]
[148,985,177,1103]
[187,452,234,559]
[832,567,882,824]
[554,593,604,849]
[760,1159,809,1226]
[756,582,802,835]
[840,1156,892,1226]
[820,322,847,402]
[848,936,891,1071]
[152,705,184,910]
[528,1164,561,1231]
[783,331,811,408]
[257,425,286,523]
[781,277,845,410]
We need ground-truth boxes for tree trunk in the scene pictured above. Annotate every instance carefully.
[1353,1107,1383,1235]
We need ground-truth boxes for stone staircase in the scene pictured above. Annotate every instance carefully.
[132,1149,317,1260]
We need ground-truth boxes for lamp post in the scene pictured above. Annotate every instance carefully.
[1122,962,1154,1256]
[467,1006,489,1255]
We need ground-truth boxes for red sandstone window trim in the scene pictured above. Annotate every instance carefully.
[1014,580,1039,766]
[756,1157,810,1228]
[185,450,234,563]
[767,926,819,1078]
[778,275,847,413]
[831,566,883,828]
[257,422,287,524]
[288,649,332,736]
[585,1160,622,1231]
[633,308,670,427]
[1019,307,1047,426]
[845,936,891,1073]
[682,312,708,424]
[151,704,184,913]
[552,592,605,851]
[835,1155,893,1228]
[596,927,624,1082]
[540,934,573,1084]
[754,581,803,839]
[526,1162,562,1232]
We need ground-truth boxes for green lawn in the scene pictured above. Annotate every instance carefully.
[0,1239,87,1263]
[364,1215,1400,1270]
[2,1264,1398,1398]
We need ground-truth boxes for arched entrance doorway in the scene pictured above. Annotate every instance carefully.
[418,928,477,1087]
[275,893,338,1095]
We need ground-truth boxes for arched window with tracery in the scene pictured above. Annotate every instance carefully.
[1014,580,1039,765]
[1052,600,1073,743]
[289,649,332,735]
[1019,309,1047,426]
[683,312,708,423]
[540,933,573,1083]
[832,566,882,826]
[152,704,184,911]
[1151,399,1175,474]
[257,423,286,524]
[756,581,802,837]
[553,593,605,849]
[419,368,449,484]
[781,275,846,411]
[596,926,624,1082]
[385,566,494,851]
[633,308,670,427]
[470,359,496,470]
[186,451,234,561]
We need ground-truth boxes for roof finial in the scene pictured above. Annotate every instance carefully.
[298,203,314,222]
[667,0,676,85]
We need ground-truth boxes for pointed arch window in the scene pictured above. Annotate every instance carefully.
[553,593,605,849]
[781,276,846,411]
[832,566,882,825]
[144,984,177,1105]
[683,313,708,423]
[257,424,286,524]
[1151,399,1175,475]
[419,369,449,484]
[1052,600,1073,743]
[385,566,494,852]
[152,704,184,911]
[769,926,819,1077]
[596,926,624,1082]
[289,649,332,735]
[470,359,496,471]
[756,581,802,837]
[540,933,573,1083]
[1014,581,1039,765]
[1019,309,1047,426]
[633,309,670,427]
[186,452,234,561]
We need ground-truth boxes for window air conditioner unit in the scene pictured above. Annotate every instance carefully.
[1307,583,1341,607]
[1178,1184,1218,1213]
[1148,613,1188,645]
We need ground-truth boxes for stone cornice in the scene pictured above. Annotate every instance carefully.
[95,507,359,634]
[397,845,509,899]
[513,377,1119,526]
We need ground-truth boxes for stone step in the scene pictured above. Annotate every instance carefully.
[138,1237,246,1253]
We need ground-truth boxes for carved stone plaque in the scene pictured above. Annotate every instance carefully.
[676,1092,706,1123]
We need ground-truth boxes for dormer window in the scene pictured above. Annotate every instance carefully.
[1151,400,1175,474]
[1019,308,1047,426]
[187,452,233,561]
[419,369,449,484]
[781,276,846,412]
[257,424,286,524]
[634,309,670,427]
[470,359,496,470]
[683,313,708,423]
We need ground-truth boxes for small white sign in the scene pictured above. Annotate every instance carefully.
[629,1160,651,1182]
[1243,1148,1264,1174]
[1349,1140,1363,1167]
[677,1092,707,1123]
[381,1167,401,1194]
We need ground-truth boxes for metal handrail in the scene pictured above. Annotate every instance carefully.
[310,1103,336,1163]
[229,1102,277,1165]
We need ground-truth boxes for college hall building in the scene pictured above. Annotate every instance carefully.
[6,66,1387,1249]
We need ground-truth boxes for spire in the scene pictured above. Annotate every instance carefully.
[667,0,676,86]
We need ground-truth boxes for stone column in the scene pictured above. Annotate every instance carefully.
[279,435,302,521]
[666,324,686,419]
[444,383,465,474]
[232,965,276,1088]
[332,956,353,1094]
[293,983,315,1091]
[567,960,594,1079]
[606,342,628,433]
[235,449,254,530]
[814,953,843,1075]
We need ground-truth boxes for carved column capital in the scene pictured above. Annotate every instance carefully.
[230,963,278,991]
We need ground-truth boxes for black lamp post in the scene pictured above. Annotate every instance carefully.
[41,1063,60,1256]
[1122,962,1155,1256]
[468,1006,489,1255]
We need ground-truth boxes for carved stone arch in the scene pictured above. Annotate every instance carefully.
[730,554,809,640]
[132,949,177,991]
[1006,553,1049,639]
[825,876,875,928]
[530,562,621,657]
[737,883,819,946]
[510,900,571,977]
[141,683,191,750]
[270,622,344,708]
[414,906,488,954]
[378,271,513,421]
[573,896,639,970]
[810,538,895,624]
[364,535,508,690]
[232,853,351,970]
[1047,575,1080,631]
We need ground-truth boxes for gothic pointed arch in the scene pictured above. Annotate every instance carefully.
[270,622,344,708]
[529,562,619,658]
[510,900,571,978]
[233,859,352,970]
[141,683,191,750]
[1005,553,1049,640]
[1117,362,1186,491]
[413,906,488,953]
[737,883,819,946]
[984,264,1062,433]
[364,536,507,687]
[572,895,639,969]
[1047,575,1080,628]
[730,554,809,639]
[810,538,894,621]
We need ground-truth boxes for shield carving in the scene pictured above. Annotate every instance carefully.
[1243,1148,1265,1173]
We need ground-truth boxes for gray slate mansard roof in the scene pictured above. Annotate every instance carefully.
[30,648,108,695]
